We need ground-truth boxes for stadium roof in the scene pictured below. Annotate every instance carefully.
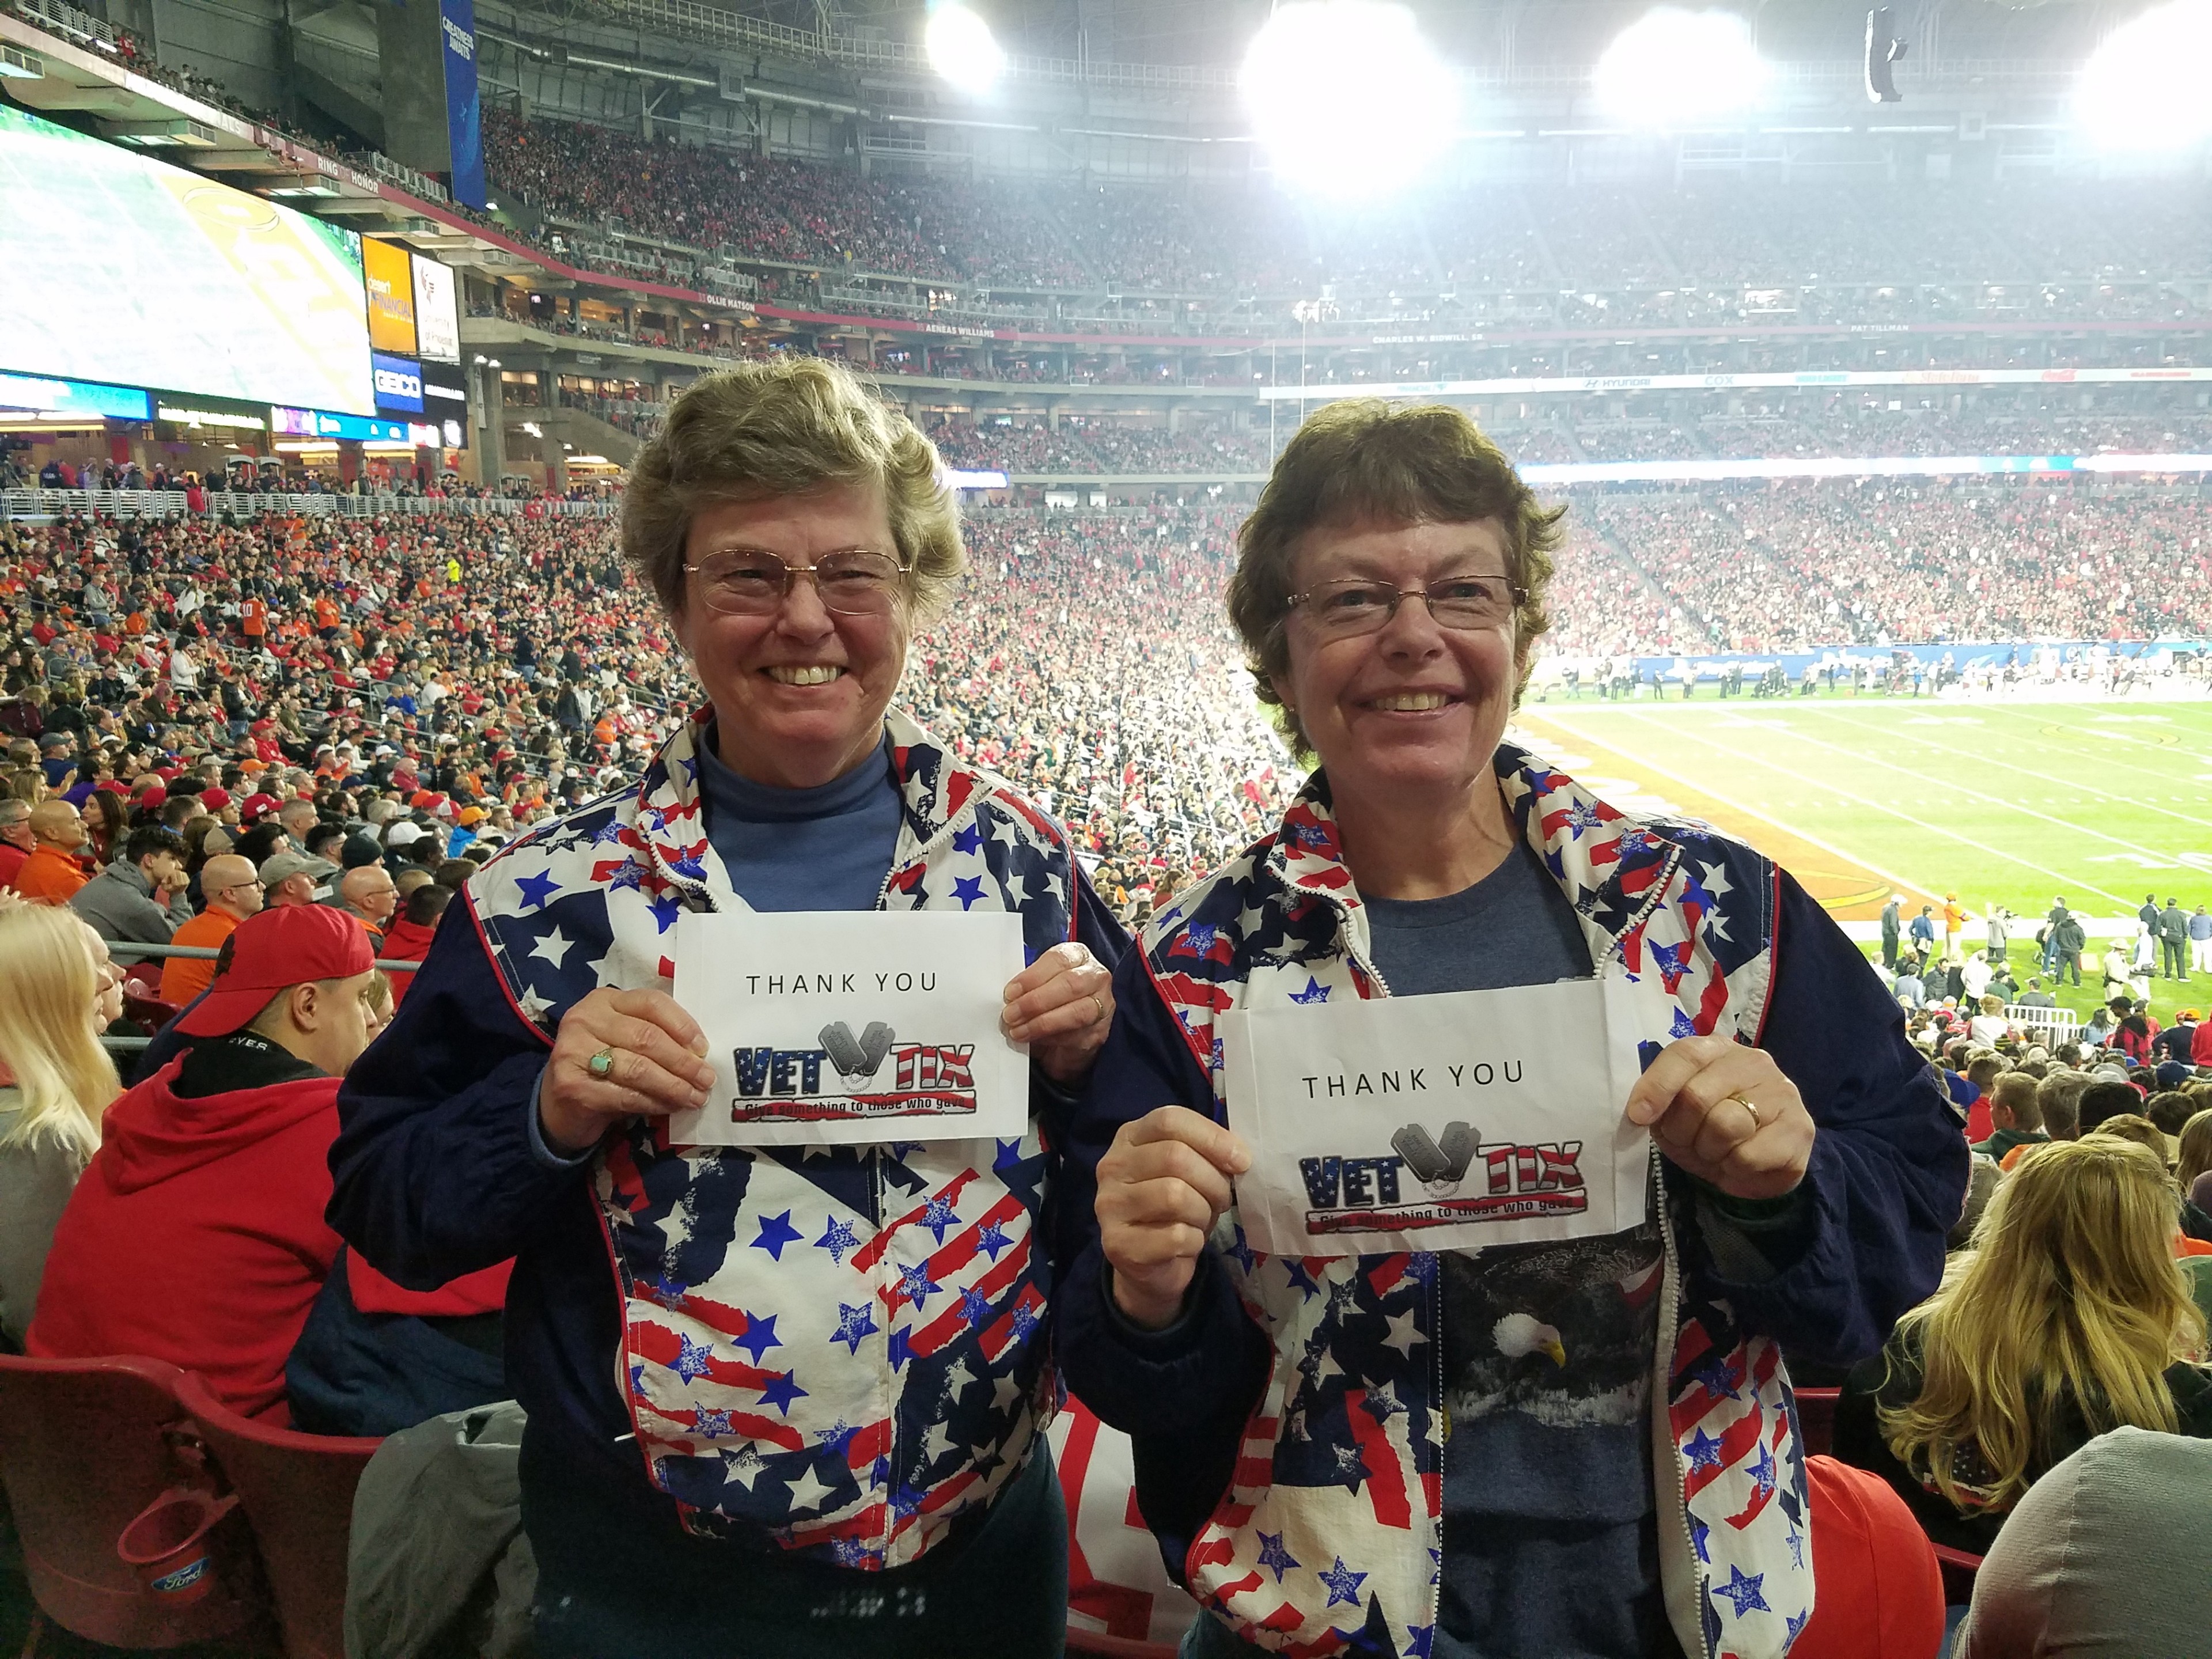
[715,0,2109,78]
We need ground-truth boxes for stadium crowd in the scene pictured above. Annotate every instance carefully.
[1555,484,2212,656]
[4,440,2212,1655]
[465,108,2211,332]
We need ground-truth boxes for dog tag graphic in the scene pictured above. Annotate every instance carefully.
[820,1020,895,1081]
[1437,1120,1478,1183]
[854,1020,893,1075]
[1392,1124,1452,1185]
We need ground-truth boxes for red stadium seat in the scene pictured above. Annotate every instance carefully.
[173,1371,382,1659]
[0,1352,264,1650]
[1067,1630,1180,1658]
[1793,1386,1839,1458]
[1932,1542,1984,1607]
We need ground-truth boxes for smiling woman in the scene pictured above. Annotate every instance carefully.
[1055,399,1967,1659]
[326,357,1128,1658]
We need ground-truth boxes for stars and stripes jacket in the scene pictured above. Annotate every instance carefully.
[328,707,1122,1569]
[1054,744,1965,1659]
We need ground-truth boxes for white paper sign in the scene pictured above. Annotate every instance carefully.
[1222,977,1662,1257]
[668,911,1028,1146]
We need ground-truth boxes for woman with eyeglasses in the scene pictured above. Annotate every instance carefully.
[328,358,1123,1658]
[1053,401,1966,1659]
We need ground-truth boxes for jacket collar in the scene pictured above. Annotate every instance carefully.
[1257,741,1688,969]
[624,705,982,911]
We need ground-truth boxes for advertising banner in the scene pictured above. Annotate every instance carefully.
[411,255,461,362]
[363,239,419,357]
[371,351,425,415]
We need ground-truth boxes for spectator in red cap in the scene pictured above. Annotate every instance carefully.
[28,905,378,1419]
[241,791,281,824]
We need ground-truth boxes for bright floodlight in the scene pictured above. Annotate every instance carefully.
[926,3,1007,96]
[2077,0,2212,152]
[1593,7,1772,127]
[1240,1,1459,200]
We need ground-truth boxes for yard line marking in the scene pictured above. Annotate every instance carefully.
[1738,716,2190,872]
[1979,704,2212,786]
[1797,706,2212,834]
[1599,710,2138,908]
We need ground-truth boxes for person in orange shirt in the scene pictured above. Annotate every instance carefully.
[241,597,268,641]
[12,801,93,905]
[313,595,340,637]
[160,853,263,1005]
[1943,892,1967,956]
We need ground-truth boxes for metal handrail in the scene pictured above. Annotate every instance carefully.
[101,938,422,972]
[0,490,620,521]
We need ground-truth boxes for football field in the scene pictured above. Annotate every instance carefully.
[1513,696,2212,940]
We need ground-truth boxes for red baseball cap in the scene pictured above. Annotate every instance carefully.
[176,906,376,1037]
[200,786,231,810]
[241,792,279,823]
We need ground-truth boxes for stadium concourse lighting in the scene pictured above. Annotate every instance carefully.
[2075,0,2212,152]
[926,4,1007,96]
[1239,1,1459,200]
[1592,7,1773,128]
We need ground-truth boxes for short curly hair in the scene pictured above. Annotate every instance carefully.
[1226,400,1567,761]
[621,357,965,622]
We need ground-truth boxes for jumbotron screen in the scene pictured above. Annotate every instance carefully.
[0,104,376,416]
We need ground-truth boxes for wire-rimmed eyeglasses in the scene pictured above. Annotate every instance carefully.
[1284,574,1526,637]
[683,548,911,618]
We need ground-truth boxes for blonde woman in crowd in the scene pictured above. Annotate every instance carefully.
[0,903,125,1346]
[1835,1135,2212,1554]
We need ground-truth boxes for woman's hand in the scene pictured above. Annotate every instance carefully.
[1626,1035,1815,1201]
[1002,942,1115,1084]
[1096,1105,1251,1330]
[539,987,717,1157]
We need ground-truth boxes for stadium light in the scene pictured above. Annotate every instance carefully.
[2075,0,2212,152]
[1592,7,1773,128]
[1240,1,1459,200]
[926,3,1007,96]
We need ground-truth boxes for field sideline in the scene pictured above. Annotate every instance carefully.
[1507,696,2204,944]
[1512,696,2212,1021]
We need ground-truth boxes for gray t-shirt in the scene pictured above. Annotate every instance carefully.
[1363,842,1671,1659]
[1958,1426,2212,1658]
[0,1092,94,1347]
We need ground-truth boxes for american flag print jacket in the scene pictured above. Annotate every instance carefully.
[344,706,1119,1569]
[1056,743,1963,1659]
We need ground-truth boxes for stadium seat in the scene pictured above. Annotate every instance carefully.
[1066,1630,1179,1658]
[1932,1542,1984,1607]
[0,1352,264,1649]
[1794,1386,1839,1457]
[173,1371,382,1659]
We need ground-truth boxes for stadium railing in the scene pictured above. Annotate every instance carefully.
[96,939,422,1055]
[0,489,620,521]
[2004,1003,2082,1043]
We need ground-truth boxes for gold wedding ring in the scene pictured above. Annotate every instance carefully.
[1089,993,1108,1026]
[1724,1093,1763,1131]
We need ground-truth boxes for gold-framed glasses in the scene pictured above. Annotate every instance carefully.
[1284,574,1526,637]
[683,548,910,617]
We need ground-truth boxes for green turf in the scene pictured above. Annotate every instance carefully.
[1528,694,2212,1029]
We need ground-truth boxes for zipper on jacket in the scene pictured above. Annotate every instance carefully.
[1650,1149,1712,1659]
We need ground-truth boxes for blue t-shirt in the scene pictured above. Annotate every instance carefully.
[693,728,902,913]
[1363,840,1671,1659]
